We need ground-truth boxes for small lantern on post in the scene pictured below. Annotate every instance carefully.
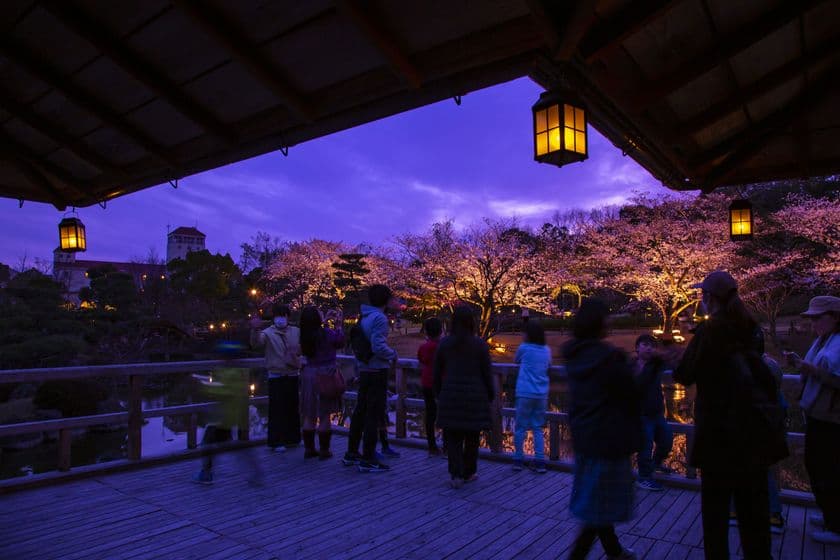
[532,89,588,167]
[728,199,753,241]
[58,211,87,252]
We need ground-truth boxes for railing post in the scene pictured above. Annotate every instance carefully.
[548,418,560,461]
[489,372,503,453]
[395,364,407,439]
[685,429,697,479]
[58,428,71,472]
[187,413,198,449]
[127,374,143,461]
[238,403,250,442]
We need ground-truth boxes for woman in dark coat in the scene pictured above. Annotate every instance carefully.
[674,271,788,560]
[563,298,639,560]
[434,305,495,489]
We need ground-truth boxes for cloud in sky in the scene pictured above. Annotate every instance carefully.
[2,77,678,267]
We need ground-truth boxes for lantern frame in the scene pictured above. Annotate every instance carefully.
[58,214,87,252]
[728,199,754,241]
[532,89,588,167]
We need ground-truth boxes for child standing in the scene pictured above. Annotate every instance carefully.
[633,334,674,491]
[418,317,443,456]
[512,321,551,473]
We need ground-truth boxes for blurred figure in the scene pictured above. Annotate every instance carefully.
[192,341,263,485]
[633,334,673,491]
[299,306,345,460]
[563,298,639,560]
[434,305,494,489]
[675,271,787,559]
[512,321,551,473]
[250,303,301,452]
[786,296,840,545]
[418,317,444,456]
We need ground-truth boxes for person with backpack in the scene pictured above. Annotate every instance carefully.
[512,321,551,473]
[786,295,840,545]
[343,284,398,472]
[674,271,788,560]
[250,303,301,452]
[433,305,494,489]
[418,317,443,456]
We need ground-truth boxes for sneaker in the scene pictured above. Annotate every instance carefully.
[654,464,674,475]
[380,447,401,459]
[809,512,825,527]
[358,460,390,473]
[531,461,547,474]
[512,459,523,472]
[341,452,361,467]
[449,478,464,489]
[810,530,840,545]
[192,470,214,485]
[770,513,785,534]
[635,478,663,491]
[729,511,738,527]
[607,548,637,560]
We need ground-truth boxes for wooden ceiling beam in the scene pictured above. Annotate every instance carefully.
[0,87,123,177]
[0,131,86,201]
[172,0,314,122]
[337,0,423,89]
[41,0,236,145]
[721,157,840,185]
[0,38,179,170]
[578,0,678,63]
[672,33,840,138]
[630,0,827,111]
[3,155,69,210]
[700,70,840,189]
[525,0,598,61]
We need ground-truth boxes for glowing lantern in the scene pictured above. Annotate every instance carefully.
[532,89,588,167]
[58,214,86,252]
[729,199,753,241]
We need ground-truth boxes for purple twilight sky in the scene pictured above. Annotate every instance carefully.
[3,77,678,268]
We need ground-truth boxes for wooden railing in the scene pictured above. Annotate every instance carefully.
[0,357,806,489]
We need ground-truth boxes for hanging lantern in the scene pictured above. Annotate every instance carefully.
[58,213,87,252]
[532,89,588,167]
[728,199,753,241]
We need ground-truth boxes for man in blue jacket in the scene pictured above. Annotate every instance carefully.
[343,284,398,472]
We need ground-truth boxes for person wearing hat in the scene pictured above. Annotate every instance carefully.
[674,270,788,560]
[785,295,840,544]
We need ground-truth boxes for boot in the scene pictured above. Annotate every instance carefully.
[318,431,333,460]
[303,430,318,459]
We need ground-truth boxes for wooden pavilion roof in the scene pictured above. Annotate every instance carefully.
[1,0,838,210]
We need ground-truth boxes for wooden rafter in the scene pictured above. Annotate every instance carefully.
[577,0,677,63]
[3,155,68,210]
[171,0,314,122]
[337,0,423,89]
[525,0,598,61]
[701,70,840,189]
[0,38,179,170]
[672,34,840,138]
[629,0,826,111]
[40,0,236,145]
[0,87,123,177]
[0,131,86,201]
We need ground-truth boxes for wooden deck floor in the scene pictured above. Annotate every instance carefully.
[1,438,836,560]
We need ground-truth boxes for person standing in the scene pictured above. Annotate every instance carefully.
[786,295,840,545]
[250,303,301,452]
[343,284,398,472]
[512,321,551,473]
[674,271,788,560]
[299,306,345,460]
[563,298,639,560]
[434,305,495,489]
[633,334,673,491]
[417,317,443,456]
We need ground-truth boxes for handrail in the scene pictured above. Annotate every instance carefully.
[0,356,807,486]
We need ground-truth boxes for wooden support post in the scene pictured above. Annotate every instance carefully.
[127,374,143,460]
[685,430,697,479]
[548,419,560,461]
[395,365,407,439]
[58,428,72,472]
[489,372,504,453]
[187,413,198,449]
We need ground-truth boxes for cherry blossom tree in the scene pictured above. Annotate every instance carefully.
[265,240,346,309]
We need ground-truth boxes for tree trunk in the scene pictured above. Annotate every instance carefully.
[479,305,494,340]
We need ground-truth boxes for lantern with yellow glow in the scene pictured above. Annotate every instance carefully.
[728,199,753,241]
[58,214,87,252]
[532,90,588,167]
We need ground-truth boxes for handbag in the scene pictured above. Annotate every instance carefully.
[317,364,347,399]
